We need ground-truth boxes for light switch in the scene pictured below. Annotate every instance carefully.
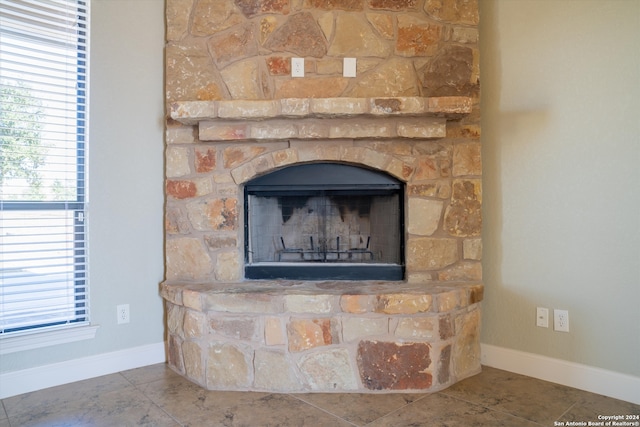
[343,57,356,77]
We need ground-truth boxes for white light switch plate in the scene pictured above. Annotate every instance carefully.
[536,307,549,328]
[343,57,356,77]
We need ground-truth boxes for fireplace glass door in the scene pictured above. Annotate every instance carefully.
[244,163,404,280]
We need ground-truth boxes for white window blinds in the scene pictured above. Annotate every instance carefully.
[0,0,89,334]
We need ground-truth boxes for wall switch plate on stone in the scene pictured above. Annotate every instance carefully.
[343,57,356,77]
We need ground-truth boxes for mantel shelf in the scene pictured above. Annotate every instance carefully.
[170,96,473,125]
[169,97,473,142]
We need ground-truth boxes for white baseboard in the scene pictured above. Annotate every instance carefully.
[481,343,640,405]
[0,342,166,399]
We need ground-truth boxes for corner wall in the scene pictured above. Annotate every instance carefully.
[0,0,165,382]
[480,0,640,379]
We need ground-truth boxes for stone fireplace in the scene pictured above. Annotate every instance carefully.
[161,0,483,393]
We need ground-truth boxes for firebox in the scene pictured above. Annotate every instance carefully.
[244,163,404,280]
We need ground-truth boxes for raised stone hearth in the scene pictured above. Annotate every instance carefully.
[161,280,482,393]
[163,0,482,394]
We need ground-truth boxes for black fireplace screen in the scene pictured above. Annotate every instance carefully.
[244,163,404,280]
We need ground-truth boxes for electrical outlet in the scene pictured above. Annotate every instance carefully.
[117,304,130,324]
[554,309,569,332]
[536,307,549,328]
[291,57,304,77]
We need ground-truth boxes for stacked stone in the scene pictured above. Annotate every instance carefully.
[163,0,483,393]
[170,96,472,142]
[166,0,479,103]
[162,281,482,393]
[165,95,481,284]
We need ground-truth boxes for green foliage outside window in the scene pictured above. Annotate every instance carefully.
[0,80,47,199]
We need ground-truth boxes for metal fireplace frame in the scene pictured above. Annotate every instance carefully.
[243,162,405,281]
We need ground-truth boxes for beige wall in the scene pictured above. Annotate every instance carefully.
[480,0,640,376]
[0,0,165,373]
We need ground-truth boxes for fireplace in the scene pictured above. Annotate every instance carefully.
[162,96,483,393]
[163,0,482,395]
[244,163,404,280]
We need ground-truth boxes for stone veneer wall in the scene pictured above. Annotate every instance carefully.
[166,0,480,103]
[163,0,483,393]
[165,0,481,283]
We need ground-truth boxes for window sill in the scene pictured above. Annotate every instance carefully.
[0,324,99,355]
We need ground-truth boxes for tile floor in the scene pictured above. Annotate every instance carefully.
[1,364,638,426]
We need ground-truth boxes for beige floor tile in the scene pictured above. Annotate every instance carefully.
[441,366,584,424]
[294,392,427,425]
[558,390,640,424]
[137,371,263,419]
[216,393,355,427]
[140,374,351,426]
[3,373,132,419]
[367,393,544,427]
[120,363,178,386]
[8,386,178,427]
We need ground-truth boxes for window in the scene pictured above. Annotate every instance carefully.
[0,0,89,336]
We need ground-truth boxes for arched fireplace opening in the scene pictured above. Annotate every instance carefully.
[244,162,405,281]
